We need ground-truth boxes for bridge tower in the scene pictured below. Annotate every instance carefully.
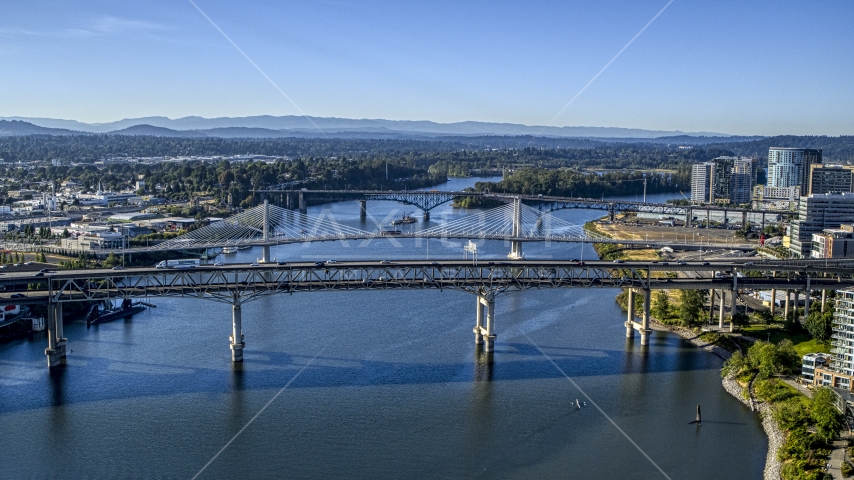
[508,197,524,260]
[262,199,271,263]
[474,290,496,352]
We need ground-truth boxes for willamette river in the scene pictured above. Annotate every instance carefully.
[0,178,766,478]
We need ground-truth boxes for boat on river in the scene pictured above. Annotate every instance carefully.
[87,299,148,326]
[222,247,238,254]
[0,305,29,329]
[390,212,417,225]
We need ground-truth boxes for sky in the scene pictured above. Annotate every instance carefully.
[0,0,852,135]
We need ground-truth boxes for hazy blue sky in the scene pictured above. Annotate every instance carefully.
[1,0,852,135]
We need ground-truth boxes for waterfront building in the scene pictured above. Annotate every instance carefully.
[812,225,854,258]
[813,289,854,390]
[767,147,822,189]
[802,353,828,383]
[809,164,854,195]
[789,193,854,257]
[690,162,715,203]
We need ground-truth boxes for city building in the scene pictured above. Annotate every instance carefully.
[802,353,828,383]
[691,162,715,203]
[809,164,854,195]
[812,289,854,390]
[812,225,854,258]
[767,147,822,189]
[762,186,801,200]
[789,193,854,257]
[712,156,734,202]
[729,157,755,204]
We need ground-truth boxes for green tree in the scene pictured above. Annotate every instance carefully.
[102,253,120,268]
[811,387,843,443]
[651,291,670,320]
[678,289,707,326]
[805,310,834,343]
[730,311,750,329]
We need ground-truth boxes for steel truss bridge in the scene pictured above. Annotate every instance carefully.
[8,257,854,368]
[259,188,793,222]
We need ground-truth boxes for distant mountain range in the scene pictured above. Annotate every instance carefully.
[0,115,735,140]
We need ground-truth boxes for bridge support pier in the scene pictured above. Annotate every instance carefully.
[730,288,737,333]
[742,211,747,229]
[822,289,827,313]
[262,246,271,263]
[230,301,244,362]
[474,296,484,345]
[640,288,651,346]
[474,294,496,352]
[299,192,307,214]
[684,208,692,228]
[625,289,635,338]
[709,289,715,324]
[359,200,367,220]
[804,286,811,323]
[44,302,66,367]
[784,290,791,321]
[718,290,725,329]
[423,210,430,222]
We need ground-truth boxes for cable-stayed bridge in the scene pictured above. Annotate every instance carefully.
[86,199,749,258]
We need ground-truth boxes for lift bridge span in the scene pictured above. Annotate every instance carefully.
[7,257,854,368]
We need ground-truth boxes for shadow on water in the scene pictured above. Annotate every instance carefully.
[2,337,720,415]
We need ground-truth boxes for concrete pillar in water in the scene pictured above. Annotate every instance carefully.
[641,288,651,346]
[44,302,62,367]
[474,296,484,345]
[423,210,430,222]
[230,301,244,362]
[299,191,307,214]
[626,289,636,338]
[54,302,66,358]
[359,200,367,220]
[484,296,496,352]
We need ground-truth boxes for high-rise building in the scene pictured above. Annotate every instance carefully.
[712,156,734,201]
[691,162,715,203]
[789,193,854,257]
[826,289,854,387]
[767,147,822,189]
[811,225,854,258]
[730,157,754,204]
[809,164,854,195]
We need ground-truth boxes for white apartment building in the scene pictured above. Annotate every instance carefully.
[767,147,822,189]
[789,193,854,257]
[691,162,715,203]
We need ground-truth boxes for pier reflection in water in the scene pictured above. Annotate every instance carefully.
[0,181,766,478]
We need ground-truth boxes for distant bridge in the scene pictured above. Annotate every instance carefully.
[258,188,794,226]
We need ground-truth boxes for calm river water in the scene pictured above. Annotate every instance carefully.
[0,179,766,479]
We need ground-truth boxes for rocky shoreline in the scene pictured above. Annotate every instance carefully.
[651,320,784,480]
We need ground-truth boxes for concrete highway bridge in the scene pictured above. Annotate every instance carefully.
[6,257,853,368]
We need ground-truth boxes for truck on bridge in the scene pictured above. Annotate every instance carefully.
[155,259,200,269]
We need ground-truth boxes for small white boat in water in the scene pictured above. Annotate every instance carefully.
[222,247,238,254]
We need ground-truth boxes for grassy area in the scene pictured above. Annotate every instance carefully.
[741,324,830,356]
